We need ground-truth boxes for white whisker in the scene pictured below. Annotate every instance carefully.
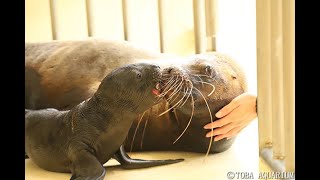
[173,95,194,144]
[194,87,213,162]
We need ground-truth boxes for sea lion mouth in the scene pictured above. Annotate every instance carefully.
[151,68,163,96]
[152,82,162,96]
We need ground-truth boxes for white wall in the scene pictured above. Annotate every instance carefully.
[216,0,257,94]
[25,0,257,93]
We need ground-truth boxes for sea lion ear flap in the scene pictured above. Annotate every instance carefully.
[225,68,237,80]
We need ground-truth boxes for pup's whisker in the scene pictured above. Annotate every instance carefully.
[130,111,146,152]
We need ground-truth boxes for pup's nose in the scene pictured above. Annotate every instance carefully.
[152,65,160,70]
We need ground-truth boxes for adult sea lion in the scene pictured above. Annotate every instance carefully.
[25,39,247,154]
[25,63,183,180]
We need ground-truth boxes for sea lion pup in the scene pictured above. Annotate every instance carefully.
[25,39,247,154]
[25,63,183,180]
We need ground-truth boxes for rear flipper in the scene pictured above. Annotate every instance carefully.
[113,145,184,169]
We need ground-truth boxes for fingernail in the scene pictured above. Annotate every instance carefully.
[203,125,210,129]
[215,112,221,117]
[206,133,211,138]
[214,137,218,141]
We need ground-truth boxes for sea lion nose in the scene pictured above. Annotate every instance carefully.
[166,67,173,74]
[151,65,160,70]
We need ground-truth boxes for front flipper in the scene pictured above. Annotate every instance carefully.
[69,148,106,180]
[113,145,184,169]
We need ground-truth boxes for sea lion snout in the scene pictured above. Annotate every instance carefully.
[151,66,162,83]
[162,67,185,76]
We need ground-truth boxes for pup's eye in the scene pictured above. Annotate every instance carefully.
[136,73,142,79]
[205,65,213,76]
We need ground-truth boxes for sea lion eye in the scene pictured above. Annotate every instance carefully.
[205,65,213,76]
[136,73,142,79]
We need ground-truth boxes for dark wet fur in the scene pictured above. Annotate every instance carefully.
[25,63,184,179]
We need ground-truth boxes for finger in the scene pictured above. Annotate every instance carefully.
[213,135,226,141]
[203,117,231,129]
[215,98,240,118]
[205,122,238,137]
[204,108,242,129]
[211,122,237,136]
[214,126,243,141]
[206,130,214,137]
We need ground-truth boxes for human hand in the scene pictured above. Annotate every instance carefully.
[203,92,257,141]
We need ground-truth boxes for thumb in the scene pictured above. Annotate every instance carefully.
[215,98,240,118]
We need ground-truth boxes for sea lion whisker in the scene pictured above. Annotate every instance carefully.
[161,76,175,87]
[166,77,183,93]
[161,76,173,80]
[192,74,205,87]
[158,89,188,117]
[186,79,194,88]
[166,79,184,101]
[166,89,181,102]
[130,111,146,152]
[173,95,194,144]
[167,89,183,105]
[166,91,184,108]
[162,75,179,89]
[160,76,179,95]
[178,79,194,107]
[193,87,213,162]
[158,78,175,96]
[191,74,214,80]
[179,86,193,108]
[192,74,204,81]
[160,77,182,97]
[140,111,150,149]
[193,80,216,96]
[168,91,183,108]
[175,85,190,108]
[177,87,189,107]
